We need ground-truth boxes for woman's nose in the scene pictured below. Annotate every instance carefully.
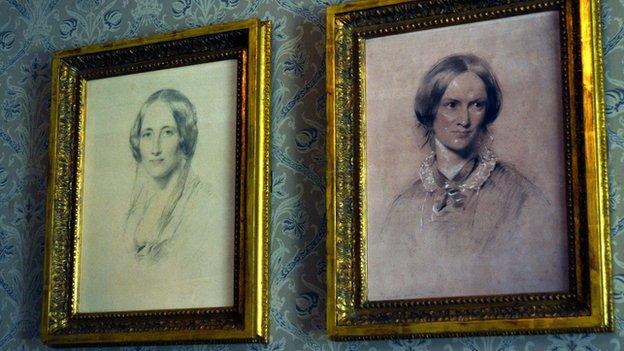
[457,108,471,127]
[151,135,162,156]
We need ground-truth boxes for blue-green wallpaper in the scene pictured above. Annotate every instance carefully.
[0,0,623,350]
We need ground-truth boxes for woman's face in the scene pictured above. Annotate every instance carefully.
[138,101,184,182]
[432,71,488,154]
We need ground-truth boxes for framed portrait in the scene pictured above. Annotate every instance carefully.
[41,19,271,345]
[326,0,612,339]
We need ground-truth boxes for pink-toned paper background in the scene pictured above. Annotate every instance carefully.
[365,11,567,296]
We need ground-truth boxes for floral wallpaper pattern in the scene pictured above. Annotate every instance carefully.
[0,0,623,350]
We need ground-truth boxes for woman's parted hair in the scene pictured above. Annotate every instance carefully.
[129,89,199,162]
[414,54,502,133]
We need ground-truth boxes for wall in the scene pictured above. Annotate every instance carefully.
[0,0,623,350]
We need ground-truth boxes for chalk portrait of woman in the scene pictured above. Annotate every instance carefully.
[124,89,214,262]
[367,54,569,301]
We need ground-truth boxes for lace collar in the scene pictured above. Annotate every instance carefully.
[419,147,497,193]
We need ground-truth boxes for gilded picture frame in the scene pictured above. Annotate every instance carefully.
[326,0,612,339]
[41,19,271,345]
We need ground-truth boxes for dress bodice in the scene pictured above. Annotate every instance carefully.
[367,151,569,301]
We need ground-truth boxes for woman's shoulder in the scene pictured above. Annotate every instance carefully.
[174,172,216,222]
[487,161,550,206]
[490,162,536,187]
[185,172,214,198]
[391,178,428,207]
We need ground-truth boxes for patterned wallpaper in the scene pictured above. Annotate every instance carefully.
[0,0,623,350]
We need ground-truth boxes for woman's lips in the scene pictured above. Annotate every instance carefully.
[452,130,472,138]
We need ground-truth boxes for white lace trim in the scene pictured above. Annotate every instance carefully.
[419,147,497,193]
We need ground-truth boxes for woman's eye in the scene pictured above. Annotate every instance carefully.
[163,129,175,136]
[141,131,152,138]
[471,101,486,110]
[445,101,457,109]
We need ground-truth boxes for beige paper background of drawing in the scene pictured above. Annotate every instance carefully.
[366,12,567,296]
[78,60,237,312]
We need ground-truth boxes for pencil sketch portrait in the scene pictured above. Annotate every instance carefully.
[78,60,237,312]
[125,89,207,262]
[365,12,569,301]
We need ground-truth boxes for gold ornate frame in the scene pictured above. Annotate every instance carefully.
[326,0,612,339]
[41,19,271,345]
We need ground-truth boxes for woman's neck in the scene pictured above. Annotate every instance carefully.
[433,138,476,180]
